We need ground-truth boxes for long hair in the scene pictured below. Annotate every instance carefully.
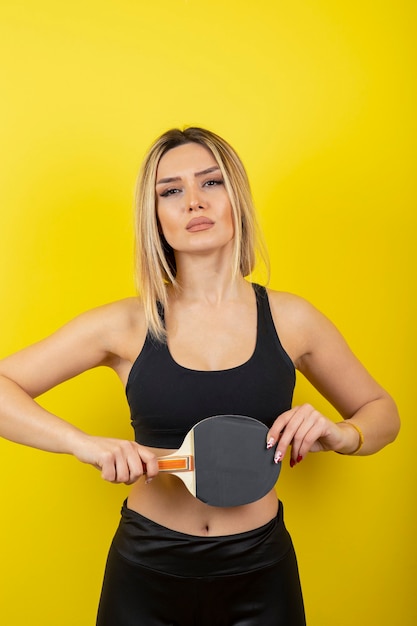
[134,127,269,339]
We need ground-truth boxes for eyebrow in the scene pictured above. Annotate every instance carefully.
[156,166,221,186]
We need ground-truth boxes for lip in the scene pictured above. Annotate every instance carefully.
[185,217,215,232]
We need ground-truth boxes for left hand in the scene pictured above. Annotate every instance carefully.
[266,404,348,466]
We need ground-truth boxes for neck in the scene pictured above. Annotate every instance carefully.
[171,252,248,305]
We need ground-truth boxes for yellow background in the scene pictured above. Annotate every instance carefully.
[0,1,415,624]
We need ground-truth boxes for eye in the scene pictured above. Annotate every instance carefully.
[204,178,224,187]
[159,187,181,197]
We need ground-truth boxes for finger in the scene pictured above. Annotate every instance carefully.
[99,450,118,482]
[286,409,319,461]
[100,443,140,484]
[295,414,331,459]
[289,410,331,464]
[114,456,132,484]
[269,406,307,462]
[104,447,132,484]
[266,407,300,450]
[123,446,148,485]
[137,446,159,481]
[118,443,154,485]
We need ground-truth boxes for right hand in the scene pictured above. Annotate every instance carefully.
[73,434,160,485]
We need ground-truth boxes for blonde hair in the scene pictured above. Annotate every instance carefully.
[134,127,269,339]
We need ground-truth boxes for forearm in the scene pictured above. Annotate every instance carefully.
[0,374,159,485]
[0,375,86,455]
[335,394,400,456]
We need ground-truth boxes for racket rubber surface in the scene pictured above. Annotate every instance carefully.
[193,414,280,507]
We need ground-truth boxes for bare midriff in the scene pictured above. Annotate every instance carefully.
[127,446,279,537]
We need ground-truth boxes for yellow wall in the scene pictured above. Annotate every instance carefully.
[0,1,415,624]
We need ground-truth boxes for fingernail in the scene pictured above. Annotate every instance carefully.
[267,437,275,449]
[290,458,295,468]
[297,455,303,463]
[274,450,282,463]
[145,477,153,484]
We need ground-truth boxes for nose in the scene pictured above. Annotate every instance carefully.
[189,200,204,211]
[186,185,204,211]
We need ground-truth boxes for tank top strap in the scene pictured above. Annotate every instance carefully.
[252,282,295,373]
[156,301,166,326]
[252,283,271,338]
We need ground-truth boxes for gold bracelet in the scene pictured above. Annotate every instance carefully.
[337,421,364,455]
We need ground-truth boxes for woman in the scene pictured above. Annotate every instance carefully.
[0,127,400,625]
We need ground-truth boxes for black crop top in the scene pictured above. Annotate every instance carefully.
[126,284,295,449]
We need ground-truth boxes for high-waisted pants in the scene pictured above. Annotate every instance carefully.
[96,499,306,626]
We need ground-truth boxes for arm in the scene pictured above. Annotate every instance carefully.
[0,300,159,483]
[267,292,400,463]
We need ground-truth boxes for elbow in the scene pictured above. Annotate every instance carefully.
[390,414,401,444]
[386,399,401,445]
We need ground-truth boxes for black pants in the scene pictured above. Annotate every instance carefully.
[96,500,306,626]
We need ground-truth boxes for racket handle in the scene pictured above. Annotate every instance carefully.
[141,456,194,474]
[157,455,194,472]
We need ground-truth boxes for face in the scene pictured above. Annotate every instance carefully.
[155,142,234,258]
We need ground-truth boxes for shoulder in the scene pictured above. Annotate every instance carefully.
[87,297,149,375]
[66,297,144,335]
[264,288,343,367]
[0,297,148,397]
[92,297,145,329]
[44,297,148,368]
[58,297,149,380]
[265,288,321,326]
[76,297,147,354]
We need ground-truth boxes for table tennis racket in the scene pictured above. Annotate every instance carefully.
[152,414,281,507]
